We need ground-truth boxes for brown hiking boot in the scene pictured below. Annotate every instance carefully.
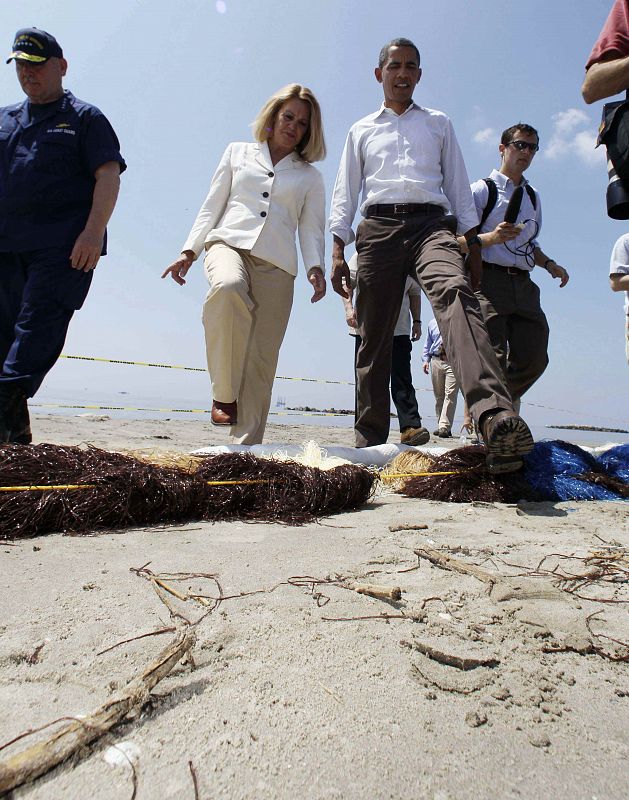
[480,410,534,474]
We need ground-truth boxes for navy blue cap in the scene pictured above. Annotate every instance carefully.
[7,28,63,64]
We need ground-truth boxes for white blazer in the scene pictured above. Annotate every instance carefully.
[181,141,325,277]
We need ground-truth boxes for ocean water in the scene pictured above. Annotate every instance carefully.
[31,386,628,450]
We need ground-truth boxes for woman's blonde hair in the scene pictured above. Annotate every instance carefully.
[252,84,326,163]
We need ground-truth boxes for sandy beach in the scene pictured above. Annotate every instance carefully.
[1,414,628,800]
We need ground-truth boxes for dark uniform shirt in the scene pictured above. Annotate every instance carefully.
[0,90,126,253]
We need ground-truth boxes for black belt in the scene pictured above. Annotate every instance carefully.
[365,203,440,218]
[483,262,530,278]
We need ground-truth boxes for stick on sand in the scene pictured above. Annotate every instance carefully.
[0,627,196,795]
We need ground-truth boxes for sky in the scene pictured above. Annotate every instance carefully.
[2,0,628,435]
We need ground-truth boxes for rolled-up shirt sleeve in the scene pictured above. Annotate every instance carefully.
[181,144,233,259]
[422,330,431,363]
[329,128,363,246]
[441,119,479,234]
[298,170,326,274]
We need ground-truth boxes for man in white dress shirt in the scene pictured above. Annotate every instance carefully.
[328,38,533,473]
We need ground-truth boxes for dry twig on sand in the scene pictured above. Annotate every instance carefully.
[585,611,629,662]
[414,545,499,586]
[400,639,500,670]
[189,759,201,800]
[0,628,196,796]
[345,581,402,601]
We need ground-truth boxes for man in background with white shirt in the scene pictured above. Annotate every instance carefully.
[342,253,428,445]
[609,233,629,363]
[328,37,533,473]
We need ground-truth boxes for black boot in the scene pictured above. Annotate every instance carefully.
[0,385,13,443]
[11,393,32,444]
[0,385,31,444]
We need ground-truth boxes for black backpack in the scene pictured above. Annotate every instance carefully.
[477,178,537,232]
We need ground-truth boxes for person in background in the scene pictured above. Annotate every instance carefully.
[343,253,428,445]
[329,37,533,473]
[163,84,326,445]
[582,0,629,104]
[0,28,126,444]
[422,318,460,438]
[609,234,629,363]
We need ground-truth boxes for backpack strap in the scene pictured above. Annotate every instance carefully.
[478,178,537,232]
[478,178,498,232]
[524,183,537,210]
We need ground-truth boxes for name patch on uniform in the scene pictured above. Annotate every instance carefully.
[46,125,76,136]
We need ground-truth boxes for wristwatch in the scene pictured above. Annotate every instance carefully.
[543,258,556,270]
[466,235,482,249]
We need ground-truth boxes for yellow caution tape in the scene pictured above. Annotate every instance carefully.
[30,402,352,418]
[61,354,205,372]
[60,354,354,386]
[57,355,629,421]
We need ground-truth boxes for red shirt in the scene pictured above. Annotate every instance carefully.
[587,0,629,69]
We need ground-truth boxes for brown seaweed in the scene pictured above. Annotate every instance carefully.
[0,445,376,538]
[397,445,539,503]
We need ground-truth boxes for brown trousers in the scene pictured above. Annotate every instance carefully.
[475,265,549,402]
[354,210,513,447]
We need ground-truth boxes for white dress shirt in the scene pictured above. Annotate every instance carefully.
[346,253,420,336]
[182,141,325,276]
[472,169,542,271]
[328,102,478,244]
[610,233,629,315]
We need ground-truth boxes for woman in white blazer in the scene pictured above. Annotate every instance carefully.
[162,85,326,444]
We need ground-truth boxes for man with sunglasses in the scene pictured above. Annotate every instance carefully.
[459,124,569,408]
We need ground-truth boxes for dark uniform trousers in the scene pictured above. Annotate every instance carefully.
[354,210,513,447]
[353,334,422,432]
[475,265,549,403]
[0,247,92,397]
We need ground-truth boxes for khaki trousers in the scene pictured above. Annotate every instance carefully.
[430,356,460,431]
[355,211,513,447]
[203,242,294,445]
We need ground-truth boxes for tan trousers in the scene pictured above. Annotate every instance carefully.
[202,242,294,445]
[430,356,460,431]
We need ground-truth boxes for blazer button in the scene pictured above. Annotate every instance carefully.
[268,171,274,177]
[262,191,269,197]
[260,211,267,217]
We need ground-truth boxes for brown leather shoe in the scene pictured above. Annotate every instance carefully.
[400,426,431,446]
[480,409,534,474]
[211,400,237,426]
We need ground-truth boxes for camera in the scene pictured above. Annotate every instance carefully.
[599,96,629,219]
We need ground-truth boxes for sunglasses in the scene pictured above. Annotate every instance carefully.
[507,140,539,153]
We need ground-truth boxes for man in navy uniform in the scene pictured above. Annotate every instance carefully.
[0,28,126,442]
